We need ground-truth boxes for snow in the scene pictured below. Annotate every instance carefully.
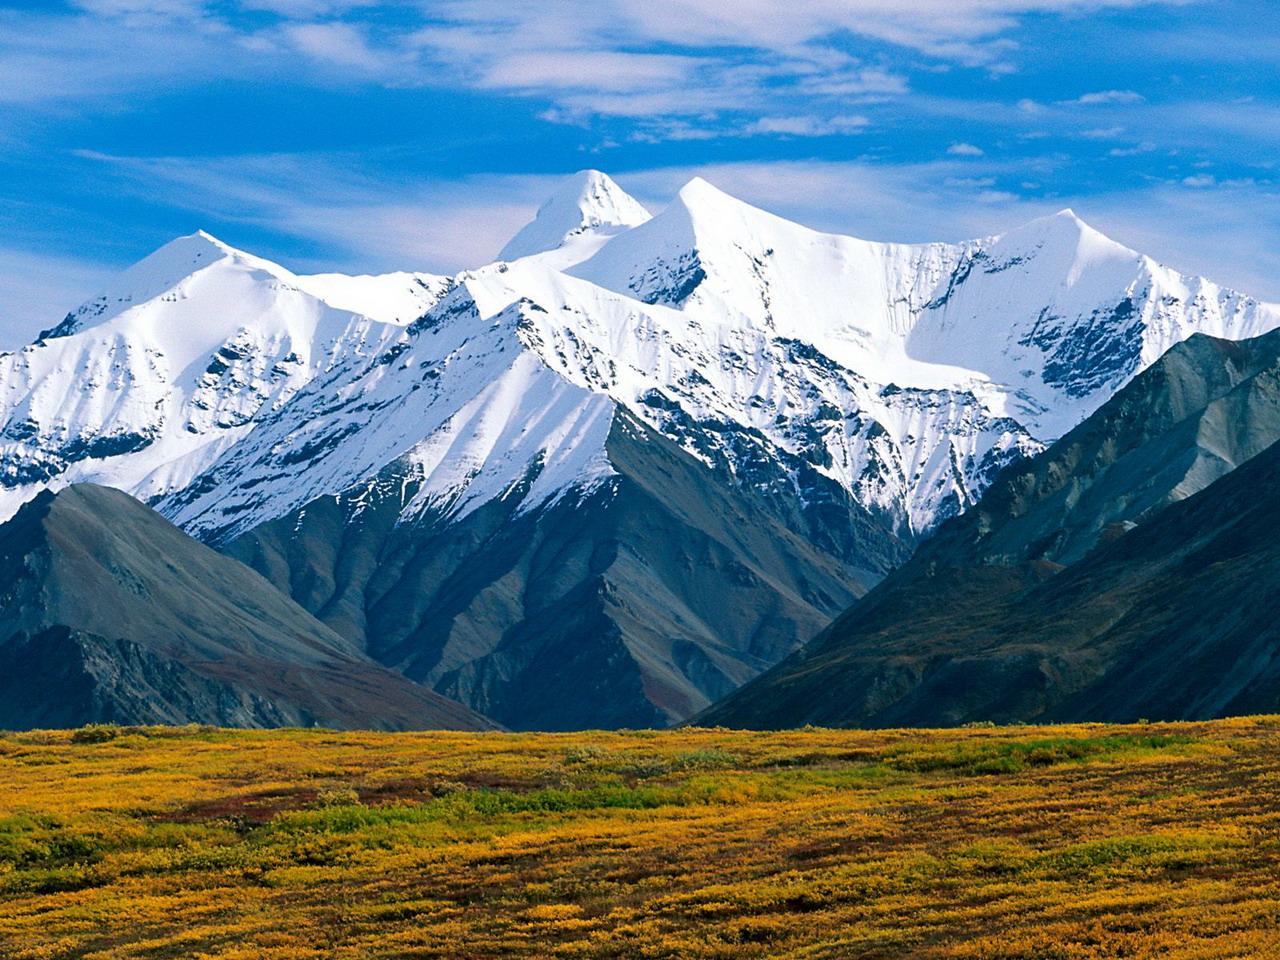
[0,232,405,521]
[161,294,619,541]
[398,344,618,523]
[3,173,1279,541]
[498,170,651,261]
[294,271,451,325]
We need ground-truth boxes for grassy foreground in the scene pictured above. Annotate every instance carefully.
[1,720,1279,959]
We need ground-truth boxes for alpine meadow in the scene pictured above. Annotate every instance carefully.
[3,1,1280,957]
[3,720,1280,959]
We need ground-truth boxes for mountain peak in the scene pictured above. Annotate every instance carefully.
[140,229,235,268]
[498,169,651,261]
[34,229,312,345]
[1003,207,1092,236]
[114,230,289,293]
[992,206,1136,261]
[676,175,719,200]
[672,176,774,220]
[189,228,236,250]
[35,231,246,341]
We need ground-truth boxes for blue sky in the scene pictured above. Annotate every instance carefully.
[1,0,1278,344]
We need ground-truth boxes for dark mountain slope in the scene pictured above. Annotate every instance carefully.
[225,411,906,729]
[939,330,1280,568]
[0,485,494,731]
[701,330,1280,728]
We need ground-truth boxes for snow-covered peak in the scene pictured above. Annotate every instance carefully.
[498,169,651,261]
[987,207,1138,264]
[5,170,1279,544]
[664,174,806,242]
[675,175,733,206]
[114,230,285,291]
[567,172,820,313]
[37,230,296,342]
[39,230,452,346]
[71,231,231,313]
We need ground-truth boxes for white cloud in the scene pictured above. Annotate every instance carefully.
[279,22,388,72]
[608,0,1173,66]
[481,51,697,93]
[1108,142,1156,156]
[407,16,910,121]
[947,142,985,156]
[384,1,1175,125]
[238,0,380,13]
[0,0,1187,135]
[71,0,206,21]
[1070,89,1146,105]
[742,114,869,136]
[0,7,230,104]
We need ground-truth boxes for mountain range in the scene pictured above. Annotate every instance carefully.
[2,169,1279,729]
[702,329,1280,727]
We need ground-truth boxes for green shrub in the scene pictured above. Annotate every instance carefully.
[313,786,362,808]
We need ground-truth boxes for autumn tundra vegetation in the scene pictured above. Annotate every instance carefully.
[2,719,1279,958]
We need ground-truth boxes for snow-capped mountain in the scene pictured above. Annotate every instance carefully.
[160,173,1280,541]
[0,232,449,520]
[6,172,1274,538]
[498,168,652,262]
[3,169,1277,726]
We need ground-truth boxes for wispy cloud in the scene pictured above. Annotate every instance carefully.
[0,0,1178,124]
[278,21,390,72]
[743,115,871,137]
[1069,89,1146,105]
[1108,142,1157,157]
[69,149,563,273]
[598,0,1175,66]
[0,7,225,104]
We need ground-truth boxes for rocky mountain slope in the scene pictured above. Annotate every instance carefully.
[700,329,1280,728]
[0,484,494,731]
[2,170,1278,727]
[225,410,899,728]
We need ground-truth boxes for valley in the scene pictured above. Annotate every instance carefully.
[2,719,1278,958]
